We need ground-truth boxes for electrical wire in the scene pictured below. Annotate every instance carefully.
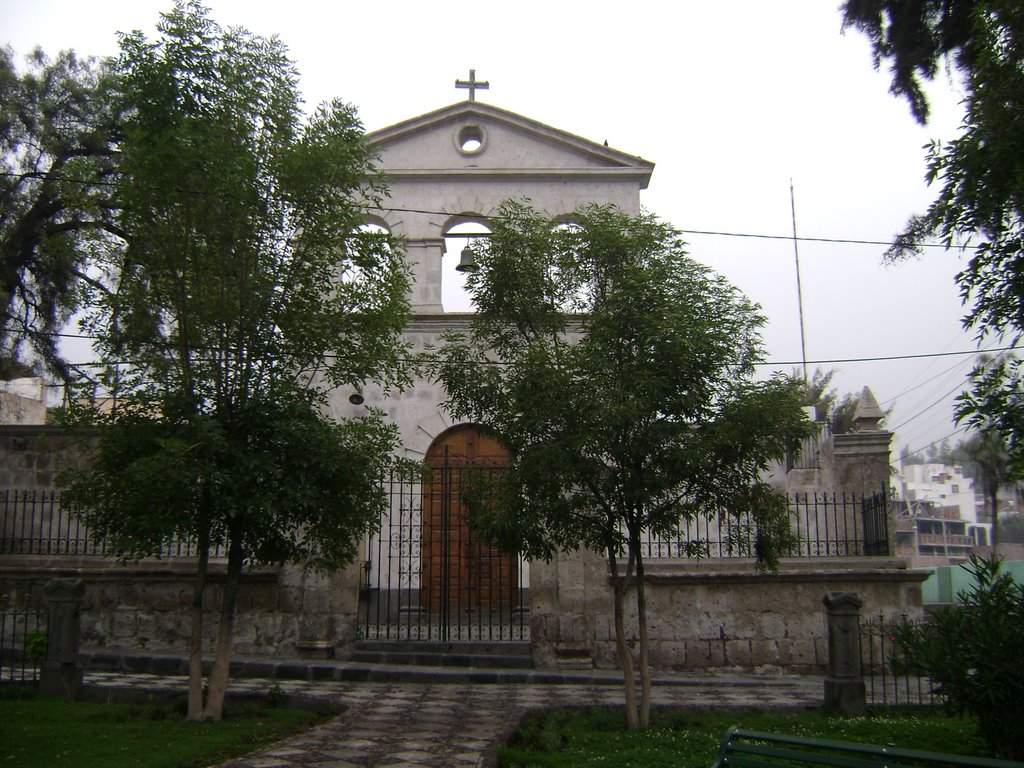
[880,334,970,403]
[890,379,970,432]
[12,326,1013,371]
[5,324,1017,368]
[897,411,961,452]
[757,345,1017,367]
[879,354,975,406]
[900,426,970,460]
[0,169,982,252]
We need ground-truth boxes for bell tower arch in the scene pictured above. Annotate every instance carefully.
[363,89,654,315]
[331,81,654,457]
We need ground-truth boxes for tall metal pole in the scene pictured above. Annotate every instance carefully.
[790,179,809,382]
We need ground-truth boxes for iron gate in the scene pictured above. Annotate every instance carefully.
[357,464,529,642]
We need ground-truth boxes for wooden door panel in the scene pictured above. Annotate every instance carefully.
[420,426,516,616]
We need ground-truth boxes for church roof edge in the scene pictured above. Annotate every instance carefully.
[365,100,655,177]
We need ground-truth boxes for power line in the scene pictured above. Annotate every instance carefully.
[880,335,971,405]
[675,227,972,250]
[0,169,981,252]
[894,387,960,440]
[900,426,970,461]
[879,354,974,406]
[756,345,1017,367]
[890,379,969,431]
[57,347,1020,371]
[13,325,1017,368]
[9,326,1017,368]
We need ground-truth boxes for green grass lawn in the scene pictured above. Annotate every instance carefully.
[498,708,991,768]
[0,692,329,768]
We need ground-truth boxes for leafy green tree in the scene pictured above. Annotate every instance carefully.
[953,355,1022,545]
[961,430,1013,551]
[61,2,411,722]
[437,200,811,729]
[841,2,1024,468]
[0,357,38,380]
[796,367,887,434]
[956,354,1024,480]
[926,438,952,464]
[797,368,837,423]
[1003,514,1024,544]
[894,556,1024,759]
[899,443,925,466]
[0,46,122,379]
[913,435,982,474]
[841,0,981,124]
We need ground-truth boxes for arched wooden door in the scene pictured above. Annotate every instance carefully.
[420,425,518,636]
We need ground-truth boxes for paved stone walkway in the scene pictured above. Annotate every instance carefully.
[85,671,822,767]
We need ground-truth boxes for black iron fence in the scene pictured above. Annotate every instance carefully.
[359,465,528,642]
[2,484,889,562]
[641,490,890,560]
[0,601,47,684]
[859,613,940,707]
[0,489,222,558]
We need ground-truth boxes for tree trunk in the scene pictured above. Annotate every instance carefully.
[202,524,243,721]
[631,533,651,728]
[187,510,211,721]
[990,486,1000,557]
[609,541,638,730]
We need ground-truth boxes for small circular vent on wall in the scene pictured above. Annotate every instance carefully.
[455,124,486,155]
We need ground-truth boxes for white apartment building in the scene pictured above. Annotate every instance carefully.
[895,462,991,564]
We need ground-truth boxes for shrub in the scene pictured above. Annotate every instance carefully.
[266,683,285,709]
[894,556,1024,759]
[24,630,47,664]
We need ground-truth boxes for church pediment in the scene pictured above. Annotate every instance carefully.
[366,102,654,188]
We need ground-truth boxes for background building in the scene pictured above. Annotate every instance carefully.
[894,462,991,566]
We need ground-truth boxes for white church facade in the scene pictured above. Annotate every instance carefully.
[329,85,656,649]
[329,94,655,449]
[323,83,923,669]
[0,79,925,673]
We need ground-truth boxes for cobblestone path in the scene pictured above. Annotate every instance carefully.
[86,671,821,767]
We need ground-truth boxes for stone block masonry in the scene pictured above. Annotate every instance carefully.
[0,427,95,490]
[0,425,364,659]
[529,552,926,674]
[2,417,922,673]
[0,558,359,658]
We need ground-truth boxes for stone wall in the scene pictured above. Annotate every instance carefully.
[2,423,925,672]
[530,551,925,674]
[0,424,367,658]
[0,557,362,657]
[0,426,94,489]
[0,391,46,426]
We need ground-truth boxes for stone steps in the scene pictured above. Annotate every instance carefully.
[79,647,819,688]
[350,640,533,669]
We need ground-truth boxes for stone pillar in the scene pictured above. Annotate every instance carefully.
[529,548,601,669]
[831,387,895,555]
[822,592,865,715]
[406,238,445,313]
[40,578,85,699]
[831,387,892,495]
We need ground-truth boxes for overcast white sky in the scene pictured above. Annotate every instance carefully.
[2,0,988,461]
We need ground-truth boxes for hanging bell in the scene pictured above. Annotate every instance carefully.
[455,244,478,273]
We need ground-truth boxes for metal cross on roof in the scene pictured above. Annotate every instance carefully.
[455,69,489,102]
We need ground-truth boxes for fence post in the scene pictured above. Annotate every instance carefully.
[40,578,85,700]
[822,591,866,715]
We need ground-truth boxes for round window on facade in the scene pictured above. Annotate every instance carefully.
[455,124,486,155]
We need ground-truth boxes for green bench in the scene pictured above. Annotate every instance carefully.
[712,726,1024,768]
